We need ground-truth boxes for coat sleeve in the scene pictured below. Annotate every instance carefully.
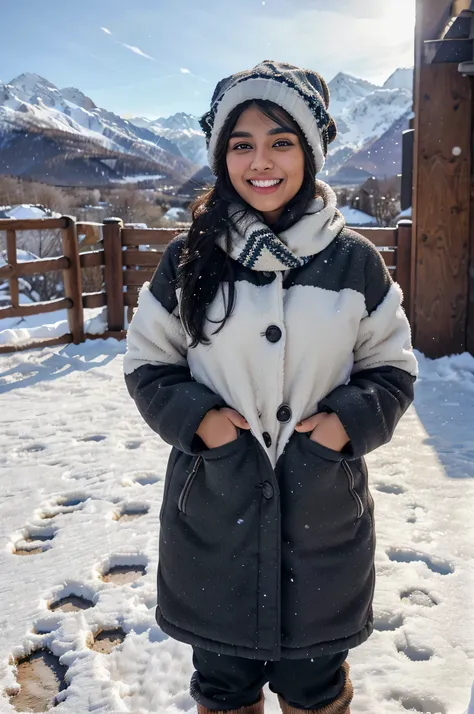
[123,237,226,454]
[318,240,418,459]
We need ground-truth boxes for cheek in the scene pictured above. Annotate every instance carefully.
[278,152,304,177]
[226,153,246,181]
[287,156,305,185]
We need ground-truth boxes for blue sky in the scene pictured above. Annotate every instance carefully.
[0,0,415,119]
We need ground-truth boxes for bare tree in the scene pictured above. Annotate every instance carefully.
[17,230,64,302]
[336,188,351,207]
[30,184,70,215]
[348,177,401,227]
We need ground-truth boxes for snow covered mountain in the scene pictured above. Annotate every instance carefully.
[326,70,413,178]
[326,72,379,118]
[128,112,207,166]
[383,68,414,92]
[0,69,413,186]
[331,109,412,185]
[0,74,200,186]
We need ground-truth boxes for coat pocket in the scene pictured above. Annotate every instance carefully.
[295,432,366,523]
[176,432,247,516]
[159,447,180,522]
[341,460,364,518]
[177,455,203,515]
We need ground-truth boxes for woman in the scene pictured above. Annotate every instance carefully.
[124,60,418,714]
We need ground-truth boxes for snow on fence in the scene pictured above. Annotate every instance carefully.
[0,217,412,354]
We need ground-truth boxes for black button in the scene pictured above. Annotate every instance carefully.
[276,404,292,423]
[262,481,274,500]
[265,325,282,343]
[263,432,272,448]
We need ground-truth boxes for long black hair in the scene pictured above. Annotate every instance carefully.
[178,99,317,347]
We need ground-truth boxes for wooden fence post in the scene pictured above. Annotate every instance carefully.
[61,215,85,344]
[102,217,124,332]
[396,219,412,321]
[6,229,19,309]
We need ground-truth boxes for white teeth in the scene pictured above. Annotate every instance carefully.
[249,179,282,187]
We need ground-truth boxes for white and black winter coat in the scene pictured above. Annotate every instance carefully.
[124,189,418,661]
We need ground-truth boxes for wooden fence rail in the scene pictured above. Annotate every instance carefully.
[0,217,412,354]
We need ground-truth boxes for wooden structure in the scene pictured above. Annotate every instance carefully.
[0,218,412,354]
[412,0,474,356]
[0,216,84,350]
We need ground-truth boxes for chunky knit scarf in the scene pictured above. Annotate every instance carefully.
[217,180,345,272]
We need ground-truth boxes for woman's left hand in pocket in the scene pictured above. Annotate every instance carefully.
[295,412,349,452]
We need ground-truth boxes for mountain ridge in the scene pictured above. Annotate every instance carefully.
[0,68,414,186]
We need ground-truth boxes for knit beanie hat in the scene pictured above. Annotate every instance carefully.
[199,59,337,176]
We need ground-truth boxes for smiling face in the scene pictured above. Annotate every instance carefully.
[225,104,306,226]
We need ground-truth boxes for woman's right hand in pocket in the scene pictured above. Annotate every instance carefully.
[196,408,250,449]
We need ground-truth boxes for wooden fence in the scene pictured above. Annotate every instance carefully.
[0,216,412,354]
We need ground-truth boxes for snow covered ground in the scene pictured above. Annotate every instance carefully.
[0,305,108,348]
[0,340,473,714]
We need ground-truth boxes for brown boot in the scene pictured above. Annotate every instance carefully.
[197,689,264,714]
[277,662,353,714]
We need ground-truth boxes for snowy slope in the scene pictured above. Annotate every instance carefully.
[1,204,60,220]
[334,109,412,182]
[0,341,473,713]
[384,68,414,92]
[129,113,207,166]
[327,73,379,120]
[333,88,412,152]
[328,72,412,151]
[338,206,377,225]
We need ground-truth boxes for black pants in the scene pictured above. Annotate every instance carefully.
[190,647,349,711]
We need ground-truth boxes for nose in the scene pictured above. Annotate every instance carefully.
[250,146,274,172]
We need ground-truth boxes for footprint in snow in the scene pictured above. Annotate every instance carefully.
[99,554,148,585]
[22,443,46,454]
[389,690,446,713]
[101,564,147,585]
[12,525,57,556]
[79,434,107,443]
[39,493,91,519]
[374,483,406,495]
[386,547,454,575]
[47,581,97,613]
[123,472,160,487]
[7,648,68,712]
[396,641,435,661]
[124,440,143,450]
[86,628,126,654]
[400,588,438,607]
[113,503,150,521]
[11,443,47,458]
[49,594,95,613]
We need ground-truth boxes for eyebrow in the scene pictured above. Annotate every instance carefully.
[229,127,297,139]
